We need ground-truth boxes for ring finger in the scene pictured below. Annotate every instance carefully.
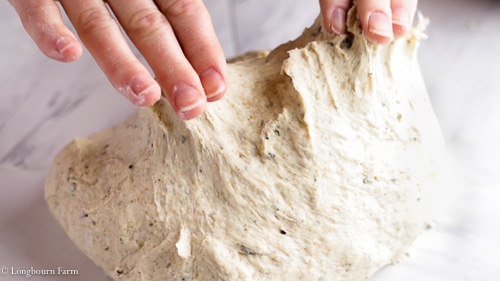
[108,0,211,120]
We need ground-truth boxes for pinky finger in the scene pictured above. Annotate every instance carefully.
[9,0,82,62]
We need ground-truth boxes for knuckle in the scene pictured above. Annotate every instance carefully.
[77,7,115,35]
[162,0,202,17]
[128,9,168,35]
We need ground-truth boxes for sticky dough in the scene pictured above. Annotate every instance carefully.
[45,9,447,281]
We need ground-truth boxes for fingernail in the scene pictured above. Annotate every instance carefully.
[368,11,393,38]
[173,85,206,120]
[121,74,160,106]
[330,8,347,35]
[392,8,410,34]
[55,37,76,58]
[201,68,225,100]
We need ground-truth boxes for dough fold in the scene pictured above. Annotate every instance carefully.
[45,10,446,281]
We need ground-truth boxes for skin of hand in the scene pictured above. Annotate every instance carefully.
[9,0,417,121]
[9,0,226,121]
[320,0,419,44]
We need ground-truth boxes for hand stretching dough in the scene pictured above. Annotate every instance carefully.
[45,8,447,281]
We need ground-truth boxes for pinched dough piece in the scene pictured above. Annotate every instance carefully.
[45,9,446,281]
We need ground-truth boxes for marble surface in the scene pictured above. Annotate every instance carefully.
[1,0,499,280]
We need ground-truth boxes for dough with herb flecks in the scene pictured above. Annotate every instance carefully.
[45,8,447,281]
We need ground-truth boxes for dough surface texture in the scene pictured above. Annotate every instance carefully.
[45,10,446,281]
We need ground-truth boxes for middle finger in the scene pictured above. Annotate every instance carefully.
[108,0,207,120]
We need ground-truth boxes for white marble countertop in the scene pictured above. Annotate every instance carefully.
[1,0,499,280]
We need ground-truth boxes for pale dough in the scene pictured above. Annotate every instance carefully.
[45,9,447,281]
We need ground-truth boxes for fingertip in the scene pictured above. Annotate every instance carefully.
[330,8,348,35]
[320,9,334,34]
[143,90,162,106]
[53,36,83,62]
[172,84,207,120]
[319,0,350,34]
[117,74,161,106]
[139,86,162,106]
[366,11,394,44]
[10,0,83,61]
[207,92,225,102]
[177,101,206,120]
[34,32,83,62]
[392,7,411,37]
[200,68,226,102]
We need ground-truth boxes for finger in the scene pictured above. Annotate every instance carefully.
[391,0,418,37]
[319,0,351,35]
[107,0,207,120]
[357,0,393,44]
[158,0,227,102]
[8,0,82,62]
[60,0,160,107]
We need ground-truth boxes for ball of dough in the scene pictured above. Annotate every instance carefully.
[45,10,447,281]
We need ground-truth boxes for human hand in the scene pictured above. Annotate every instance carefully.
[9,0,227,120]
[319,0,418,44]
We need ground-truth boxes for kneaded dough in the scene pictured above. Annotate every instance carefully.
[45,8,446,281]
